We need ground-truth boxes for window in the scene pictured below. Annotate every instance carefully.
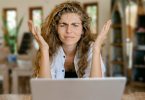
[29,7,43,28]
[29,7,43,49]
[3,8,17,36]
[84,3,98,34]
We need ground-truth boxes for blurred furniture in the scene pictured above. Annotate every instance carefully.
[18,32,33,55]
[0,46,11,94]
[132,0,145,86]
[109,0,127,76]
[0,52,33,94]
[0,54,33,94]
[11,31,34,93]
[12,67,32,94]
[0,92,145,100]
[0,64,9,94]
[12,55,33,94]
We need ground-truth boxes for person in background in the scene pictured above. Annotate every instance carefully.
[28,1,111,79]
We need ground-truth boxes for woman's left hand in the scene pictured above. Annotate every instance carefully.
[94,20,112,50]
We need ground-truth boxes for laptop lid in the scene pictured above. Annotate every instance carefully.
[30,77,126,100]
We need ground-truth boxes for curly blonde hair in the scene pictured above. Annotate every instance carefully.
[33,1,96,78]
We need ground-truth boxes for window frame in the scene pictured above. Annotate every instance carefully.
[3,8,17,34]
[84,2,99,34]
[29,7,43,27]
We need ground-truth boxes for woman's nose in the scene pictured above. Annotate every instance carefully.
[66,25,72,33]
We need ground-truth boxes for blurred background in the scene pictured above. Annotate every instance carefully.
[0,0,145,94]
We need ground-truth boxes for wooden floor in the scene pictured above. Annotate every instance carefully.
[125,82,145,94]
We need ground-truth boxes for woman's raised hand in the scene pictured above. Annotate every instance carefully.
[28,20,49,51]
[94,20,112,50]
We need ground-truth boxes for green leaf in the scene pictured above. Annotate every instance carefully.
[1,15,24,53]
[16,17,24,37]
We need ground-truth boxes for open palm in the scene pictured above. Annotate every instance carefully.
[28,20,49,50]
[94,20,112,49]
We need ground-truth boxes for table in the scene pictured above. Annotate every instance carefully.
[12,67,32,93]
[0,64,9,93]
[0,63,32,94]
[0,92,145,100]
[122,92,145,100]
[0,94,31,100]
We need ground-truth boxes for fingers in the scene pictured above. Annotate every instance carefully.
[101,19,112,35]
[28,20,49,49]
[28,20,33,31]
[105,19,112,32]
[104,20,112,30]
[35,26,41,36]
[28,20,36,35]
[28,20,39,38]
[95,19,112,47]
[35,27,42,42]
[28,21,41,44]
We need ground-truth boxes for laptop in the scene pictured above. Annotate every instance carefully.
[30,77,126,100]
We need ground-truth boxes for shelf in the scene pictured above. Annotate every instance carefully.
[111,24,121,28]
[131,81,145,87]
[134,65,145,68]
[137,45,145,50]
[111,61,124,65]
[136,32,145,34]
[108,0,126,77]
[111,43,123,47]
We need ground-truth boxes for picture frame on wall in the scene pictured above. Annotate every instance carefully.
[84,3,98,34]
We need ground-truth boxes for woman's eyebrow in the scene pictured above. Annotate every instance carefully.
[59,22,81,24]
[72,23,81,25]
[58,22,67,25]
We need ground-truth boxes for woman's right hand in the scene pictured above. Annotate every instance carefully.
[28,20,49,51]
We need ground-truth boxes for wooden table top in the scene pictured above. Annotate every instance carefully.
[0,94,31,100]
[122,92,145,100]
[0,92,145,100]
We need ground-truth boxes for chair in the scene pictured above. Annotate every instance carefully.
[12,32,33,93]
[0,47,10,93]
[18,32,33,54]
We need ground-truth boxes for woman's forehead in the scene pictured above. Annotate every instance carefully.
[59,13,82,23]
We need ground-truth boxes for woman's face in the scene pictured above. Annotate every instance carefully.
[57,13,83,47]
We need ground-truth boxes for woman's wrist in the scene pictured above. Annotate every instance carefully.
[93,47,101,55]
[40,47,49,53]
[93,42,102,52]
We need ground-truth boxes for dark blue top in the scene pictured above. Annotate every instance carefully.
[65,71,78,78]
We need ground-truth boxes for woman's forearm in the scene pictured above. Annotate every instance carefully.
[90,20,111,77]
[90,45,102,78]
[39,49,51,78]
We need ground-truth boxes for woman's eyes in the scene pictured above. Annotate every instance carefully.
[72,24,79,27]
[59,23,80,27]
[59,24,66,27]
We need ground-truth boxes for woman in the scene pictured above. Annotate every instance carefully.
[28,1,111,79]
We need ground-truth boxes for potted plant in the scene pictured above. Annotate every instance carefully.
[2,16,24,54]
[1,16,24,64]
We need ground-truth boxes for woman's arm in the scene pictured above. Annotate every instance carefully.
[39,49,51,78]
[28,20,51,78]
[90,20,112,77]
[90,47,102,77]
